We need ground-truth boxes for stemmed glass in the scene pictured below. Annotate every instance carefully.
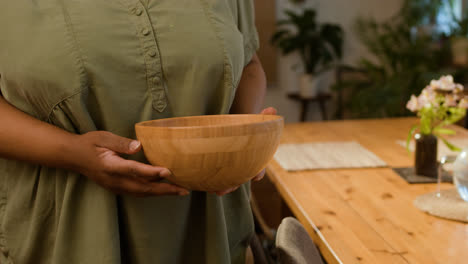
[437,155,456,197]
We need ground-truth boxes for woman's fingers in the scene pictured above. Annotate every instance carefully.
[97,147,171,182]
[215,186,240,196]
[103,158,189,196]
[117,159,172,182]
[252,168,266,181]
[89,131,142,155]
[110,178,189,197]
[150,182,190,196]
[96,148,189,196]
[260,107,277,115]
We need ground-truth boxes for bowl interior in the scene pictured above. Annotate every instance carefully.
[136,114,282,129]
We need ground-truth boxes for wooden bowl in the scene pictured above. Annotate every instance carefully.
[135,114,284,192]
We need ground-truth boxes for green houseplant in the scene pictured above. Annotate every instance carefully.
[332,0,465,119]
[271,8,344,97]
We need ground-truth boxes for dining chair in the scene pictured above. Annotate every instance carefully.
[275,217,324,264]
[249,192,276,264]
[333,65,368,120]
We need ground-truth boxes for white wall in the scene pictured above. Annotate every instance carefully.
[264,0,404,123]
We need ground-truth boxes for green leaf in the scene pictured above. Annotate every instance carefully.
[276,20,291,26]
[439,137,462,152]
[433,127,456,135]
[446,107,467,124]
[419,107,433,134]
[406,124,419,154]
[270,30,289,44]
[284,10,300,22]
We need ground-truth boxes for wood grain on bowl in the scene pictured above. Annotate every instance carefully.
[135,114,284,192]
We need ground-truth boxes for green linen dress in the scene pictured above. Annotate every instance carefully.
[0,1,259,263]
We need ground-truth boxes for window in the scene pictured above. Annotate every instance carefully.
[437,0,463,34]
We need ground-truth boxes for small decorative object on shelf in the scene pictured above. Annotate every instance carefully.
[407,75,468,177]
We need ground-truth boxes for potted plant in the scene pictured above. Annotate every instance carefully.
[331,0,468,119]
[271,9,344,97]
[406,75,468,177]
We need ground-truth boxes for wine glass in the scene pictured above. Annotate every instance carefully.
[437,155,456,197]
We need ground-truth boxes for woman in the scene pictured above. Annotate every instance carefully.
[0,1,274,263]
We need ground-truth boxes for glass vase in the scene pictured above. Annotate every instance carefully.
[452,150,468,202]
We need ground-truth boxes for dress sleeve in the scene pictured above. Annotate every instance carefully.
[235,0,260,65]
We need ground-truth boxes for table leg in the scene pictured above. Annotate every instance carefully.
[301,101,309,122]
[318,100,328,120]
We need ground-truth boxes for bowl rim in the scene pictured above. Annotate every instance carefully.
[135,114,284,130]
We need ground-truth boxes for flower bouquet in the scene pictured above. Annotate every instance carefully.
[406,75,468,177]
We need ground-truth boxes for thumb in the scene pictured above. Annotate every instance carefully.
[93,131,141,155]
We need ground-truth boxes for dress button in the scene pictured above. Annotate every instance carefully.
[148,49,157,57]
[141,28,151,36]
[155,90,165,100]
[135,8,143,16]
[153,77,161,86]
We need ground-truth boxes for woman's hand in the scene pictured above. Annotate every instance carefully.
[215,107,277,196]
[72,131,190,197]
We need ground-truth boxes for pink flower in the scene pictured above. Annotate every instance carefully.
[406,95,419,112]
[426,84,436,91]
[408,76,465,112]
[430,80,439,89]
[453,92,462,102]
[459,98,468,109]
[418,88,435,108]
[441,75,454,82]
[444,94,458,107]
[430,75,456,91]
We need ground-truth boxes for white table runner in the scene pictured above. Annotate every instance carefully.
[274,141,387,171]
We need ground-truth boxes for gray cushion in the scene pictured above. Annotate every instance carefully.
[276,217,324,264]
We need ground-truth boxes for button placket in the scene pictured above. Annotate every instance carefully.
[148,49,157,57]
[121,0,168,113]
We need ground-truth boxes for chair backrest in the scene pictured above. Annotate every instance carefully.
[275,217,324,264]
[334,65,368,119]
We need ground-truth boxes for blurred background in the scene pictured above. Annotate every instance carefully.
[254,0,468,123]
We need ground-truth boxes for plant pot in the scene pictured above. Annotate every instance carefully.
[299,74,319,98]
[451,37,468,66]
[414,133,438,178]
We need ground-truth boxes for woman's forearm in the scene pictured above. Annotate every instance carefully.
[0,96,188,196]
[0,96,79,169]
[230,53,267,114]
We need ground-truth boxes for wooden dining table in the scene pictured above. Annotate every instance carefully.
[266,117,468,264]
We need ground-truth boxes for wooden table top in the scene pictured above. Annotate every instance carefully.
[266,118,468,264]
